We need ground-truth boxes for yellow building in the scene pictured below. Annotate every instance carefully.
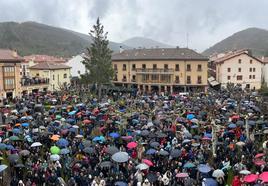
[0,49,23,99]
[112,48,208,93]
[29,62,71,91]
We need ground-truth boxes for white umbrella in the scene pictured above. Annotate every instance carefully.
[0,165,8,172]
[112,152,129,163]
[31,142,42,147]
[50,154,60,161]
[236,141,245,146]
[72,125,79,129]
[239,170,251,175]
[136,163,149,170]
[75,134,83,138]
[212,169,225,178]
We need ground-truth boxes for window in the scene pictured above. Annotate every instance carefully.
[3,66,15,77]
[249,75,252,79]
[142,64,146,69]
[250,68,252,72]
[253,68,256,72]
[122,75,127,82]
[123,64,127,71]
[197,64,202,71]
[151,74,159,81]
[253,75,255,79]
[227,76,231,80]
[132,75,136,82]
[238,68,241,72]
[186,76,191,84]
[114,64,118,71]
[132,64,136,70]
[4,78,15,90]
[237,75,243,80]
[113,74,118,81]
[153,64,157,69]
[197,76,202,84]
[175,64,180,71]
[52,75,55,80]
[64,73,67,78]
[78,70,81,74]
[246,84,250,89]
[238,59,241,63]
[36,73,39,77]
[175,76,180,83]
[250,60,252,64]
[164,64,168,69]
[186,64,191,71]
[227,68,231,72]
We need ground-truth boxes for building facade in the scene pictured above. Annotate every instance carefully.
[29,62,71,91]
[112,48,208,93]
[211,50,263,89]
[0,49,23,99]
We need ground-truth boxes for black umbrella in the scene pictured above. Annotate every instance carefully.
[150,141,160,148]
[15,163,25,168]
[99,161,112,168]
[156,132,167,138]
[147,173,158,182]
[159,150,169,156]
[83,147,95,154]
[141,130,150,136]
[170,149,181,158]
[8,154,19,163]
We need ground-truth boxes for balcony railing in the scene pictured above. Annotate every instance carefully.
[21,78,50,86]
[136,68,174,74]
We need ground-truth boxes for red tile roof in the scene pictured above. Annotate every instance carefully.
[0,49,23,62]
[29,62,71,70]
[23,55,66,63]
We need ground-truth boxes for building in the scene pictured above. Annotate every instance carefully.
[66,54,86,78]
[112,48,208,93]
[210,49,263,89]
[0,49,23,99]
[22,55,66,77]
[29,62,71,91]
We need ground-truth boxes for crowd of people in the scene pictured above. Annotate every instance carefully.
[0,87,268,186]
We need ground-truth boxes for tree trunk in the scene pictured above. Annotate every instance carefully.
[98,84,102,100]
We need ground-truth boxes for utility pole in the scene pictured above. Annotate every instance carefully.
[245,115,249,140]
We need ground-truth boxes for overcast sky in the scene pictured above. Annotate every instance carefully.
[0,0,268,52]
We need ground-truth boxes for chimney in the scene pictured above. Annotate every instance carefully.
[12,49,18,58]
[176,46,179,49]
[119,46,124,53]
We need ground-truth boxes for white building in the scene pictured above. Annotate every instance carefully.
[66,54,86,78]
[211,50,263,90]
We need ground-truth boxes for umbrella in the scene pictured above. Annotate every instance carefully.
[83,119,91,124]
[12,128,21,134]
[8,154,19,163]
[156,132,167,138]
[142,159,153,166]
[115,181,128,186]
[68,111,76,116]
[255,153,265,159]
[19,150,30,156]
[121,136,133,140]
[192,143,200,147]
[183,162,196,168]
[83,147,95,154]
[56,139,69,147]
[244,174,258,183]
[254,159,266,166]
[21,123,29,127]
[228,123,237,128]
[212,169,225,178]
[170,149,181,158]
[136,163,149,170]
[112,152,129,163]
[99,161,112,168]
[50,135,60,141]
[248,120,255,126]
[187,114,195,120]
[147,173,158,182]
[150,141,160,148]
[176,173,189,178]
[60,148,70,155]
[107,146,119,155]
[31,142,42,147]
[198,164,212,173]
[259,172,268,183]
[0,143,6,150]
[0,165,7,172]
[6,145,15,150]
[146,148,157,155]
[203,178,218,186]
[15,163,25,168]
[141,130,150,136]
[72,125,79,129]
[182,139,192,144]
[75,134,83,138]
[9,136,20,141]
[82,140,91,147]
[127,142,137,149]
[50,146,60,154]
[109,132,120,138]
[236,141,245,146]
[50,154,60,161]
[239,170,251,175]
[159,149,169,156]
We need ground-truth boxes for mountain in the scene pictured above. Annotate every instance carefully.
[203,27,268,56]
[122,37,172,49]
[0,21,128,57]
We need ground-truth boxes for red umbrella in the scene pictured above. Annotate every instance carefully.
[231,115,240,120]
[176,173,189,178]
[142,159,154,166]
[83,120,91,124]
[259,172,268,183]
[127,142,137,149]
[255,153,265,159]
[243,174,258,183]
[254,159,266,166]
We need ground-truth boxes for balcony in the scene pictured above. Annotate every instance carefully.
[197,81,202,84]
[21,77,49,86]
[122,78,127,82]
[136,68,174,74]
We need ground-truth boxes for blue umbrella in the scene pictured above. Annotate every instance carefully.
[204,133,212,138]
[191,125,199,129]
[66,118,75,123]
[183,162,196,168]
[68,111,76,116]
[0,143,7,150]
[93,136,100,142]
[60,148,70,155]
[146,149,157,155]
[27,116,33,120]
[228,123,237,128]
[6,145,15,150]
[203,178,218,186]
[0,165,8,172]
[132,119,139,124]
[187,114,195,120]
[198,164,212,173]
[12,128,21,134]
[22,123,29,127]
[68,128,76,133]
[56,139,69,147]
[109,132,120,138]
[115,181,128,186]
[248,120,255,126]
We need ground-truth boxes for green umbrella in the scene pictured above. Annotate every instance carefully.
[9,136,20,141]
[50,146,60,154]
[56,115,62,120]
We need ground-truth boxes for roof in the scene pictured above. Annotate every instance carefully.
[212,49,263,64]
[112,48,208,61]
[0,49,23,62]
[29,62,71,70]
[261,57,268,64]
[24,55,66,63]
